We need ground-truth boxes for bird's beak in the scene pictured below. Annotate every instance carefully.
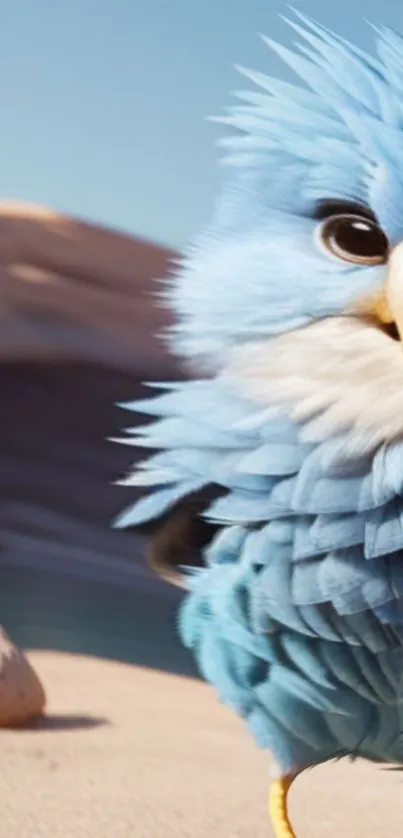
[383,242,403,341]
[363,242,403,341]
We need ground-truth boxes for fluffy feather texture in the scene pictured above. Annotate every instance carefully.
[116,377,403,770]
[116,13,403,776]
[167,12,403,369]
[225,315,403,458]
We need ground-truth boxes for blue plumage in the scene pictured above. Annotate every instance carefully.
[115,10,403,808]
[116,375,403,771]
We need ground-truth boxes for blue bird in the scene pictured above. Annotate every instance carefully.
[114,11,403,836]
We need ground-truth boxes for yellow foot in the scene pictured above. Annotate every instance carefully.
[268,774,297,838]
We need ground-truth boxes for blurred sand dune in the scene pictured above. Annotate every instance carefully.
[0,201,183,588]
[0,201,185,718]
[0,200,179,375]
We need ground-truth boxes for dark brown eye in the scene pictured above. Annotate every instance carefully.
[317,214,389,265]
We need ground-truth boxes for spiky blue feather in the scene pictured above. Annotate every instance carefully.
[116,371,403,770]
[165,15,403,367]
[116,14,403,774]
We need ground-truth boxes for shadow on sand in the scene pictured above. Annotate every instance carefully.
[18,714,109,732]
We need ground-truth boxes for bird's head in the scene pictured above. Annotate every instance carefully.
[167,12,403,456]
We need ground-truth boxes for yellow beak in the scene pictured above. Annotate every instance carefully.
[360,242,403,340]
[383,242,403,339]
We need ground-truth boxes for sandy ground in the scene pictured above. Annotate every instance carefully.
[0,651,402,838]
[0,563,403,837]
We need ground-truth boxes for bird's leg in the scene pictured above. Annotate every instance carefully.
[268,765,298,838]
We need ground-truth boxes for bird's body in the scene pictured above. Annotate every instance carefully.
[118,373,403,772]
[116,12,403,835]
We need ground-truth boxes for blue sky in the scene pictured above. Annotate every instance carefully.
[2,0,403,248]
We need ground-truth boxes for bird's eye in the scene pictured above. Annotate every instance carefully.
[316,214,389,265]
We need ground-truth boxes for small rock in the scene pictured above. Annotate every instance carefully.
[0,627,46,727]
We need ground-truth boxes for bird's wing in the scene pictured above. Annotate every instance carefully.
[119,374,403,641]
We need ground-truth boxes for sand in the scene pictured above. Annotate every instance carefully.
[0,650,402,838]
